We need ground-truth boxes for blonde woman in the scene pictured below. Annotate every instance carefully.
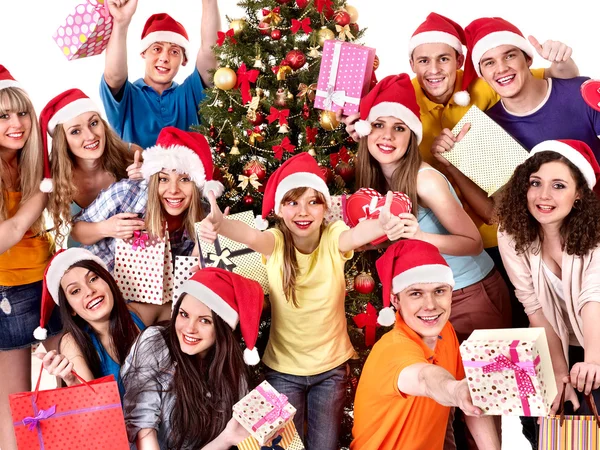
[39,89,144,248]
[0,66,62,450]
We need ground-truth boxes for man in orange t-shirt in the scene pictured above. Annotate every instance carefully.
[351,240,500,450]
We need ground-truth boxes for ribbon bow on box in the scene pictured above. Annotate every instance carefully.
[22,405,56,431]
[131,231,149,251]
[261,435,285,450]
[315,41,360,112]
[238,174,262,190]
[199,236,254,272]
[252,385,293,432]
[89,0,110,19]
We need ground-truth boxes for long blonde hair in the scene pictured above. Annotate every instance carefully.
[145,173,205,239]
[276,187,327,308]
[355,131,421,215]
[47,117,133,245]
[0,87,44,234]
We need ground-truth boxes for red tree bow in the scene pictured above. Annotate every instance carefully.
[273,137,296,160]
[305,126,318,144]
[330,146,350,167]
[216,29,237,46]
[262,7,282,25]
[267,107,290,126]
[353,303,380,347]
[291,18,312,34]
[236,63,260,104]
[315,0,333,14]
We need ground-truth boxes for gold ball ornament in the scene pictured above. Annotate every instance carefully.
[213,67,237,90]
[319,110,340,131]
[344,5,359,23]
[229,19,247,35]
[317,27,335,47]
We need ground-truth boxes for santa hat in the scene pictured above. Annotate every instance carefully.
[354,74,423,143]
[141,127,223,198]
[375,239,455,326]
[39,89,101,193]
[34,249,107,340]
[176,268,264,365]
[530,139,600,189]
[140,13,190,59]
[0,65,22,91]
[409,13,465,57]
[256,152,331,230]
[459,17,534,106]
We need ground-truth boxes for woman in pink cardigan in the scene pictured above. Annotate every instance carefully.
[496,139,600,414]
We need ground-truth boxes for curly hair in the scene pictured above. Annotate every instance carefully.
[495,151,600,256]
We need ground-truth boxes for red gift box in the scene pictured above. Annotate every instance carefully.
[10,367,129,450]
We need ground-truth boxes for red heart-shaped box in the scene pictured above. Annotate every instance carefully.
[346,188,412,245]
[581,79,600,112]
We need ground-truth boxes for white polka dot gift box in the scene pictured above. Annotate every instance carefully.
[460,328,557,417]
[53,0,113,61]
[314,40,376,116]
[232,381,297,446]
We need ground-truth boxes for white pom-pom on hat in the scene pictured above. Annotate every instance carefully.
[453,90,471,107]
[40,178,53,193]
[255,215,269,231]
[377,306,397,326]
[203,180,224,199]
[354,120,373,138]
[243,347,261,366]
[33,326,48,341]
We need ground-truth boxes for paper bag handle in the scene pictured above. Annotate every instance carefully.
[33,364,97,401]
[557,382,600,427]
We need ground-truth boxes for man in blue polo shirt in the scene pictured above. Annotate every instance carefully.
[100,0,220,149]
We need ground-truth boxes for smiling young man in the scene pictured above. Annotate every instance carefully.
[100,0,221,149]
[351,240,500,450]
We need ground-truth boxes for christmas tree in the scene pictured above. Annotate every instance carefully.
[196,0,388,446]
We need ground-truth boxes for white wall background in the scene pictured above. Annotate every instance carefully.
[0,0,598,117]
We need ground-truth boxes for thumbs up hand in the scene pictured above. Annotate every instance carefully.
[197,190,230,243]
[378,191,405,241]
[127,147,144,180]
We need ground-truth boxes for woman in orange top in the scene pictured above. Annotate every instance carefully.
[0,66,63,450]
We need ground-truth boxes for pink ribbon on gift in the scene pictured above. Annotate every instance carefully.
[251,385,292,432]
[131,231,149,251]
[88,0,110,19]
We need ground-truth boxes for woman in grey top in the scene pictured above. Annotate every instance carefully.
[121,268,264,450]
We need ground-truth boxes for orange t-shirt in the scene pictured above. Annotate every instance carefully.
[351,316,465,450]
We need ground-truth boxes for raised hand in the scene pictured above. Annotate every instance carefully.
[102,212,145,239]
[336,110,361,143]
[127,148,143,180]
[528,35,572,63]
[197,190,229,243]
[430,123,471,167]
[36,351,78,386]
[378,191,404,241]
[107,0,138,24]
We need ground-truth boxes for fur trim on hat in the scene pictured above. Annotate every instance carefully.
[140,31,190,59]
[47,98,101,135]
[471,31,533,76]
[142,145,207,188]
[408,31,463,56]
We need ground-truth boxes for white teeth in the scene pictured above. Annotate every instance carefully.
[497,75,514,84]
[427,78,443,83]
[295,221,311,226]
[84,141,99,150]
[166,199,183,206]
[378,144,395,151]
[7,132,23,138]
[538,205,554,210]
[419,314,441,322]
[87,297,103,310]
[183,334,200,344]
[156,66,168,72]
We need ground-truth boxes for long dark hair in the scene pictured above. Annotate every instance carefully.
[124,294,248,450]
[57,260,139,375]
[496,151,600,256]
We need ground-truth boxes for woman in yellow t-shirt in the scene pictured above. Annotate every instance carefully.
[197,152,404,450]
[0,66,63,450]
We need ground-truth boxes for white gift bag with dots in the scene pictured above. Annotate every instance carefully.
[172,256,199,304]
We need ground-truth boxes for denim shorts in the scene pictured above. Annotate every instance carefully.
[0,280,62,351]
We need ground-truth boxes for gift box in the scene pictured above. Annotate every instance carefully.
[323,194,349,226]
[53,0,113,61]
[460,328,557,417]
[195,211,269,294]
[113,230,174,305]
[233,381,297,445]
[314,40,376,115]
[10,368,129,450]
[443,105,529,195]
[237,420,305,450]
[173,256,199,303]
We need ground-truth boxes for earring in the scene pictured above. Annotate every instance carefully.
[574,199,582,209]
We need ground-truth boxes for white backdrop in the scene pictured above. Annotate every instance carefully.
[0,0,599,117]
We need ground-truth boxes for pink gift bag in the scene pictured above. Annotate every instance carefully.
[53,0,113,60]
[314,40,376,115]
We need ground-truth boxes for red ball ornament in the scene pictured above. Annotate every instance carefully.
[270,29,282,40]
[228,106,234,113]
[335,160,355,183]
[349,22,359,35]
[296,0,309,7]
[216,139,227,152]
[243,194,254,206]
[319,165,334,184]
[249,112,265,126]
[285,49,306,71]
[258,21,270,35]
[302,103,310,120]
[333,10,351,26]
[354,272,375,294]
[243,159,267,181]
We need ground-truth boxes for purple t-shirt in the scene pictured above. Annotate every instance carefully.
[486,77,600,161]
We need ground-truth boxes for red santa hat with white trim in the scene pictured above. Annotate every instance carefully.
[0,65,22,91]
[142,127,223,198]
[375,239,455,326]
[354,74,423,143]
[140,13,190,60]
[34,248,107,340]
[459,17,534,107]
[39,89,101,193]
[176,267,264,365]
[255,152,331,230]
[530,139,600,189]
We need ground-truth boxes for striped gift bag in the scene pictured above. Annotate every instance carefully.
[538,384,600,449]
[237,421,304,450]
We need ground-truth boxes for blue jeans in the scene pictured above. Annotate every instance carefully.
[265,363,347,450]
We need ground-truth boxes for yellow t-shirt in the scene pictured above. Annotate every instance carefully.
[0,192,51,286]
[262,220,356,376]
[412,68,545,248]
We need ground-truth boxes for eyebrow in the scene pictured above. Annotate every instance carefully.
[481,48,518,64]
[65,270,92,290]
[530,175,569,183]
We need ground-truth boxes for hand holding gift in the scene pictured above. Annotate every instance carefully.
[197,191,230,243]
[430,123,471,168]
[106,0,137,24]
[378,191,405,242]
